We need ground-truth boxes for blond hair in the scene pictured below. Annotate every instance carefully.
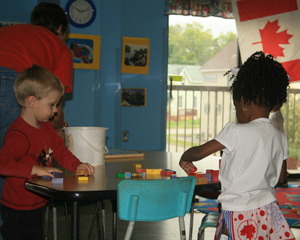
[14,64,64,107]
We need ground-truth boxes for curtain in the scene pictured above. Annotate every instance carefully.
[165,0,234,19]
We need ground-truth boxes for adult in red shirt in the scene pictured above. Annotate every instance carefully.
[0,3,73,239]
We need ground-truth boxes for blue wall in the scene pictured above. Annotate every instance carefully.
[0,0,168,151]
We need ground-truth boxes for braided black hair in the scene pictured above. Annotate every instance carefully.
[229,51,289,111]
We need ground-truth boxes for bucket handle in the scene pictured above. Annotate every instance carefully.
[77,131,109,155]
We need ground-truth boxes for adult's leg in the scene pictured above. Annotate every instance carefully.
[0,66,20,240]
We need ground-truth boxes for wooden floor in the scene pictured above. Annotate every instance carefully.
[46,199,300,240]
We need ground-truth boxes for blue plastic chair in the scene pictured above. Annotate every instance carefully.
[117,176,196,240]
[197,212,220,240]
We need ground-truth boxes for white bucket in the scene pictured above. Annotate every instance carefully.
[64,127,108,166]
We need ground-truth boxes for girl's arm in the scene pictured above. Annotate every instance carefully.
[180,139,224,174]
[278,160,287,184]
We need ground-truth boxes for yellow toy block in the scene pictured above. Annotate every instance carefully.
[133,163,142,169]
[146,169,162,175]
[78,176,89,182]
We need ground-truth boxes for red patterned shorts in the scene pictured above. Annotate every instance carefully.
[214,201,295,240]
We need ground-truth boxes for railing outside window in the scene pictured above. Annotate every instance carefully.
[166,85,300,158]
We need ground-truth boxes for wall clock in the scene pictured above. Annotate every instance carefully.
[65,0,96,28]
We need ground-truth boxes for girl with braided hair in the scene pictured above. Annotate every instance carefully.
[180,51,295,239]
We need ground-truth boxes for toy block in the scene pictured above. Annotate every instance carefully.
[188,172,196,176]
[196,178,208,185]
[292,208,297,213]
[78,176,89,182]
[116,173,125,178]
[206,169,213,174]
[205,173,212,182]
[42,175,52,179]
[52,178,63,184]
[188,167,198,176]
[195,172,205,178]
[136,168,146,173]
[125,172,131,178]
[161,170,175,176]
[76,169,89,176]
[146,169,162,175]
[42,172,60,179]
[133,163,142,169]
[52,172,60,178]
[131,172,146,178]
[163,169,176,174]
[212,170,219,181]
[170,174,177,179]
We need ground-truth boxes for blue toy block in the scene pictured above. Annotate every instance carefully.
[52,178,63,184]
[42,175,52,179]
[204,173,212,182]
[52,172,60,178]
[125,172,131,178]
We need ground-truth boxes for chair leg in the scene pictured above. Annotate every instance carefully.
[111,199,117,240]
[44,202,49,240]
[97,200,106,240]
[64,202,71,240]
[178,217,187,240]
[53,202,57,240]
[197,229,205,240]
[124,221,135,240]
[189,201,195,240]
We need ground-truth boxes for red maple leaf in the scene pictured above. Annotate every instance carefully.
[240,223,256,240]
[252,19,293,59]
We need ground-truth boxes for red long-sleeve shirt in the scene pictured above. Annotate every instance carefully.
[0,24,73,93]
[0,116,82,210]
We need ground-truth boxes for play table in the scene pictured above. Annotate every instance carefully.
[25,151,221,240]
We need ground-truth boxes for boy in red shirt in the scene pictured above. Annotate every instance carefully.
[0,65,94,239]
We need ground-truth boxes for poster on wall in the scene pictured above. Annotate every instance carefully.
[66,33,101,70]
[121,37,150,74]
[121,88,146,107]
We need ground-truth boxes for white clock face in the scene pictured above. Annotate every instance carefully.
[69,0,93,24]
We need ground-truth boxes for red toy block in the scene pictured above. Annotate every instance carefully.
[212,170,219,181]
[136,168,146,173]
[195,172,205,178]
[187,166,197,176]
[161,170,175,176]
[206,169,213,174]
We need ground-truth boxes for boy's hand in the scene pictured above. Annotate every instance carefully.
[31,165,63,177]
[77,163,95,175]
[179,159,197,175]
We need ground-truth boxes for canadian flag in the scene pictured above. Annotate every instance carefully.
[231,0,300,82]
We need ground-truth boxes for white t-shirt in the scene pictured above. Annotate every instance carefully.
[214,118,288,211]
[269,110,284,133]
